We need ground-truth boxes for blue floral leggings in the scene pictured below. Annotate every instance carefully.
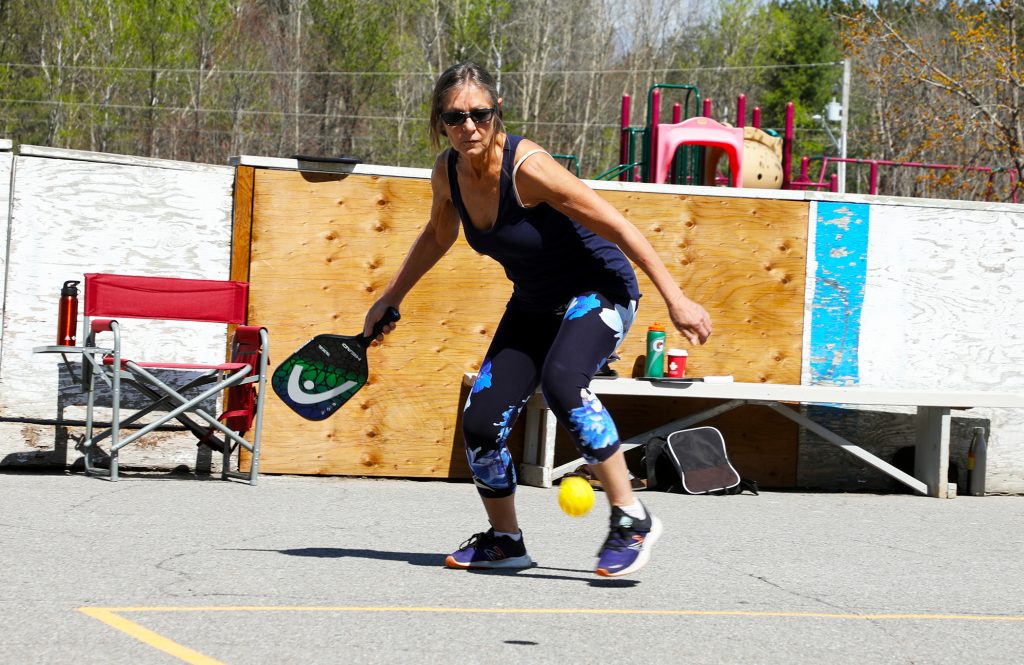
[462,292,637,499]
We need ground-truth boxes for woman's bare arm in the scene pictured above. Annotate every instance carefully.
[514,144,712,344]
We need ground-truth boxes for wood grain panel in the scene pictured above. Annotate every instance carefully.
[231,166,255,284]
[249,170,508,477]
[599,190,807,383]
[248,169,808,480]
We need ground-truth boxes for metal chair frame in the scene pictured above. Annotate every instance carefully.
[79,273,268,484]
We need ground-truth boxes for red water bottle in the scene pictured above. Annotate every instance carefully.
[57,280,80,347]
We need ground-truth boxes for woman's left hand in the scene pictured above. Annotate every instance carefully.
[667,294,713,345]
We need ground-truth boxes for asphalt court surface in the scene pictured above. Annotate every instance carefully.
[3,471,1023,664]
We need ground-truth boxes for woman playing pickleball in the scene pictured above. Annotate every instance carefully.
[364,61,712,577]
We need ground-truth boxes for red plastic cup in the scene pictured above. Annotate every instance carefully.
[666,349,688,378]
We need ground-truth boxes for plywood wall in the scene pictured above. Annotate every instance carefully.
[244,169,808,483]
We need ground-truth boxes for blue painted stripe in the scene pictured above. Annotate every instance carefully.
[809,202,869,385]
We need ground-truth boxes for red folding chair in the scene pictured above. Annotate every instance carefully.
[80,273,268,484]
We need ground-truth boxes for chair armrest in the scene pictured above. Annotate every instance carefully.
[91,318,115,333]
[85,318,120,361]
[229,325,268,378]
[233,325,265,345]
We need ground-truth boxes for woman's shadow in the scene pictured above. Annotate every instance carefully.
[278,546,441,566]
[266,547,638,587]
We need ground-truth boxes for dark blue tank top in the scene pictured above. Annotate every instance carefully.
[448,134,640,311]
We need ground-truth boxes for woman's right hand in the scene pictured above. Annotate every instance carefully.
[363,299,400,343]
[667,293,713,346]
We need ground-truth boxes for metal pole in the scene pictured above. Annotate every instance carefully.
[782,102,794,189]
[620,95,630,182]
[649,88,661,183]
[838,59,850,194]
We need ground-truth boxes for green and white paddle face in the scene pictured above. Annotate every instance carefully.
[271,307,400,421]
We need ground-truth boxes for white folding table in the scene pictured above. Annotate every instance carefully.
[461,374,1024,498]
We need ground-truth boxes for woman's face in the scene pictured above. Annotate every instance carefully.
[441,83,500,158]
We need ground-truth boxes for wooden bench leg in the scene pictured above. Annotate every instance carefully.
[520,394,557,488]
[914,406,952,498]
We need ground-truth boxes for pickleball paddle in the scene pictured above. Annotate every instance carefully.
[271,307,400,420]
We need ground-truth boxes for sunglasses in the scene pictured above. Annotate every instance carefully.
[440,107,496,127]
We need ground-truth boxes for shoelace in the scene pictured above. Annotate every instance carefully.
[458,530,490,550]
[599,513,641,553]
[599,526,634,553]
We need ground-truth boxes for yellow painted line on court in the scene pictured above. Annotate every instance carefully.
[83,605,1024,622]
[77,607,224,665]
[78,604,1024,665]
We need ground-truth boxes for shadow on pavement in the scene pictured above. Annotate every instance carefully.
[228,547,640,587]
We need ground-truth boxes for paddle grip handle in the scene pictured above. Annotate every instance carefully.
[366,306,401,343]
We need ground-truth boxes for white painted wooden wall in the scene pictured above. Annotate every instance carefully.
[0,145,235,473]
[800,196,1024,494]
[1,142,13,379]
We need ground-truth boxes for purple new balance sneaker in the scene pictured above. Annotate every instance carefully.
[445,528,533,570]
[595,505,662,577]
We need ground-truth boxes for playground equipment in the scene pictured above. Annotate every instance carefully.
[652,116,743,187]
[594,82,1017,203]
[598,84,704,184]
[738,126,784,189]
[789,155,1019,202]
[600,84,787,191]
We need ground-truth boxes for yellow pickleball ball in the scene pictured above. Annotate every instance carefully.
[558,475,595,517]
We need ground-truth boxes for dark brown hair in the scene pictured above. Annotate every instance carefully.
[428,62,504,150]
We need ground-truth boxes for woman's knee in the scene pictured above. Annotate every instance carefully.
[461,404,498,447]
[462,402,520,497]
[463,443,516,497]
[539,359,585,413]
[541,380,621,465]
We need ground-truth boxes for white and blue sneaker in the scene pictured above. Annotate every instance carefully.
[595,505,662,577]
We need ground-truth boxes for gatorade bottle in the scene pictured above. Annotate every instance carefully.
[645,322,666,377]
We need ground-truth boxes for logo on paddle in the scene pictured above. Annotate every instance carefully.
[283,364,357,405]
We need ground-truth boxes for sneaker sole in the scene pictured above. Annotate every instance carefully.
[444,554,533,570]
[594,515,663,578]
